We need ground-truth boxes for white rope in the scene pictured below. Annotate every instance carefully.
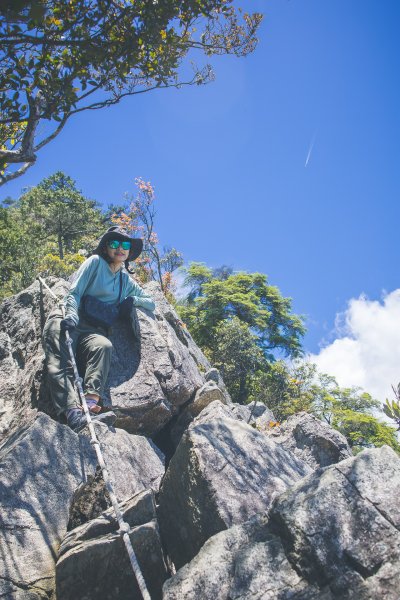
[38,276,151,600]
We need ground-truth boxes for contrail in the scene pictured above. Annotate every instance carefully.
[305,131,317,167]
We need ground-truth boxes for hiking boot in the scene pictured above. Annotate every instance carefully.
[66,408,117,432]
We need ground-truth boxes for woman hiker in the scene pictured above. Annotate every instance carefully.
[42,226,156,432]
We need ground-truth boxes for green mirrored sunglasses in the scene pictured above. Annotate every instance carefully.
[107,239,131,250]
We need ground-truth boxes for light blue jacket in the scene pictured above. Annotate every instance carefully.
[64,255,155,325]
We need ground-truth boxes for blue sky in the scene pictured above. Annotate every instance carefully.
[2,0,400,380]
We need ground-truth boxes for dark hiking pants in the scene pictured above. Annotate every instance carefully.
[42,308,113,416]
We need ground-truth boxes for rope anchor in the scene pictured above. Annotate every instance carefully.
[38,276,152,600]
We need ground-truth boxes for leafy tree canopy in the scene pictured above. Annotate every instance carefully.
[0,170,183,300]
[0,0,262,184]
[178,262,306,359]
[0,170,104,297]
[208,316,267,403]
[254,361,399,453]
[17,171,104,259]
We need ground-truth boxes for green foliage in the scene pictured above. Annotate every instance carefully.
[207,317,267,403]
[18,171,103,259]
[0,201,42,299]
[252,360,399,454]
[178,262,306,360]
[252,361,317,418]
[333,410,400,454]
[183,262,213,302]
[0,1,262,183]
[38,252,85,278]
[0,171,103,298]
[383,383,400,429]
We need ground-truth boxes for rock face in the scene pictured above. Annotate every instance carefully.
[204,367,232,404]
[0,413,164,598]
[3,278,398,600]
[0,277,66,442]
[157,416,311,569]
[108,281,210,436]
[163,445,400,600]
[267,411,353,469]
[0,278,210,440]
[246,400,274,420]
[185,399,258,430]
[170,384,230,448]
[57,490,168,600]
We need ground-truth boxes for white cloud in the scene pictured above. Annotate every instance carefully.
[310,289,400,402]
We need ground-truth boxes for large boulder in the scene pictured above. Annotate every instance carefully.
[246,400,274,421]
[266,411,353,469]
[163,445,400,600]
[182,399,262,433]
[0,278,66,442]
[169,384,230,448]
[108,281,210,435]
[204,367,232,404]
[0,278,210,441]
[157,416,311,568]
[0,413,164,598]
[56,490,168,600]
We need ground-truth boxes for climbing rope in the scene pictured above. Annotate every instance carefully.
[38,276,151,600]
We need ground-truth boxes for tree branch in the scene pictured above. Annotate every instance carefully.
[0,161,33,186]
[34,115,68,152]
[69,72,208,115]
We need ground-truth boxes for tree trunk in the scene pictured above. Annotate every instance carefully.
[238,375,247,405]
[58,230,64,260]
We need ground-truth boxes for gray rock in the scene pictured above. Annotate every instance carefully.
[205,368,232,404]
[68,424,165,528]
[158,416,311,568]
[187,400,264,430]
[268,445,400,598]
[163,515,323,600]
[246,400,275,420]
[169,384,229,448]
[204,368,220,384]
[0,278,211,441]
[266,411,353,469]
[163,446,400,600]
[0,413,164,598]
[230,403,252,422]
[163,516,265,600]
[98,281,210,435]
[189,381,228,417]
[0,278,67,442]
[188,399,275,427]
[57,490,168,600]
[111,278,212,437]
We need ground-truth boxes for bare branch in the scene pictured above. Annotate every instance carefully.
[34,115,68,152]
[0,161,33,186]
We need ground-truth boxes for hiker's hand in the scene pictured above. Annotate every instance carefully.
[60,317,76,334]
[119,296,134,320]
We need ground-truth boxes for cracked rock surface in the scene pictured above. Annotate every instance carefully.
[157,416,311,569]
[0,278,65,443]
[0,413,164,598]
[0,278,210,441]
[266,411,353,469]
[108,282,208,436]
[163,446,400,599]
[57,490,168,600]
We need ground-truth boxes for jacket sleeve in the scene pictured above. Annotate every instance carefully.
[124,276,155,312]
[64,256,99,325]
